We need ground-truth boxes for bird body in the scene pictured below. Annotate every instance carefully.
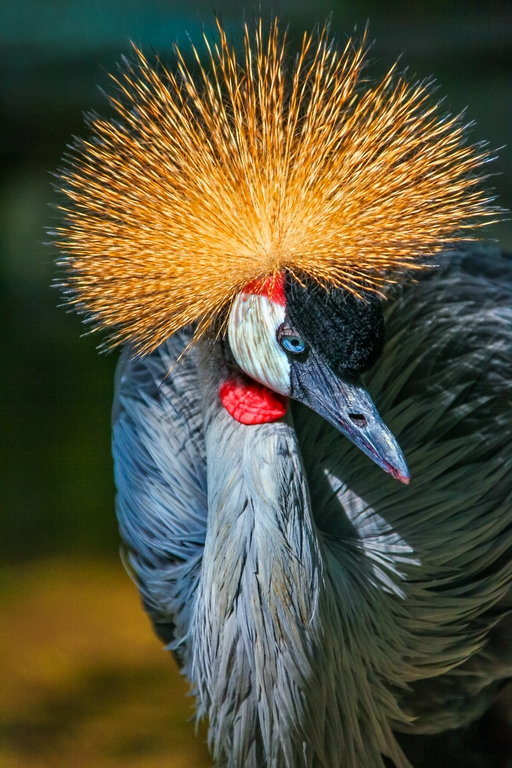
[113,247,512,767]
[55,18,512,768]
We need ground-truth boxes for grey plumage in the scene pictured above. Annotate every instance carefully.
[113,245,512,768]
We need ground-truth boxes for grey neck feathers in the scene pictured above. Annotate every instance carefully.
[191,340,411,768]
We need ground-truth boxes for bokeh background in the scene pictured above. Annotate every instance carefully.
[1,1,511,766]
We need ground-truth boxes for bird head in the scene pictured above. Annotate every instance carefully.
[225,272,409,483]
[54,19,497,485]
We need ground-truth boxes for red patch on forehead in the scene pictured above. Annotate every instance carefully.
[244,273,286,306]
[219,376,288,425]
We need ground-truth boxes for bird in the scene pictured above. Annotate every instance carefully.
[54,19,512,768]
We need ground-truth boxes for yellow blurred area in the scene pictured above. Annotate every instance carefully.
[0,557,212,768]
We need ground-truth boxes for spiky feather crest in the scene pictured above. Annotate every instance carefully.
[56,18,496,354]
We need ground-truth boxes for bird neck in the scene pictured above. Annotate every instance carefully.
[192,339,324,766]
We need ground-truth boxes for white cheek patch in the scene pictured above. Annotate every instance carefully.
[228,293,291,396]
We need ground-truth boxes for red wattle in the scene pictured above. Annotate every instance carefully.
[244,273,286,306]
[219,377,288,425]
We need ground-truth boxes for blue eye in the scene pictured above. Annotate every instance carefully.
[280,335,307,355]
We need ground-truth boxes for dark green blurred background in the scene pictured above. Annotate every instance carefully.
[0,1,511,766]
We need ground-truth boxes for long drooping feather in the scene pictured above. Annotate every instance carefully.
[55,19,496,354]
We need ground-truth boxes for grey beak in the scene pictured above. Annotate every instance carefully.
[289,353,410,484]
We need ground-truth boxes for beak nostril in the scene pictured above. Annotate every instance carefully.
[348,413,367,428]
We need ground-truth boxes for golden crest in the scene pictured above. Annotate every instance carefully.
[56,19,496,354]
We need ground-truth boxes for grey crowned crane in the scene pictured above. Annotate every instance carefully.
[55,19,512,768]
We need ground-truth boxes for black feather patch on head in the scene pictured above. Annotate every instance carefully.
[284,274,384,376]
